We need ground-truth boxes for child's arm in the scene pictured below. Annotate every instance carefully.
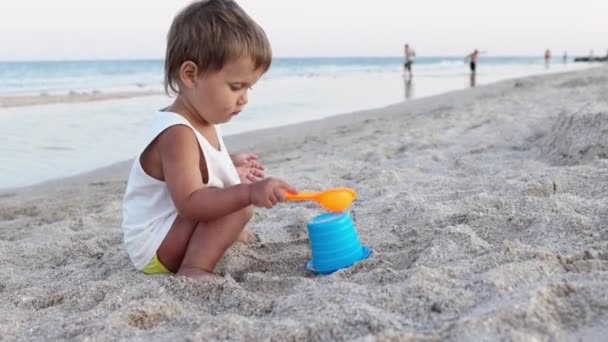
[158,125,294,222]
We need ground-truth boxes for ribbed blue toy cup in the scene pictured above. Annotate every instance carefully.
[306,211,371,274]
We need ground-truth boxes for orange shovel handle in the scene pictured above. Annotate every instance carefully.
[284,191,320,201]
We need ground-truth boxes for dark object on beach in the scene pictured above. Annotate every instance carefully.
[574,56,608,62]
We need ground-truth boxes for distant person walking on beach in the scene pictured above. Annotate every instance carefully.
[465,49,479,74]
[544,49,551,68]
[563,51,568,63]
[404,44,416,78]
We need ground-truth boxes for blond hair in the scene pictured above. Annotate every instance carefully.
[164,0,272,95]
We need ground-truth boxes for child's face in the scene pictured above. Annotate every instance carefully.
[186,57,264,125]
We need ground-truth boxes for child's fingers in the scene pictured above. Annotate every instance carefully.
[279,181,297,195]
[275,181,296,201]
[251,169,264,178]
[251,160,265,170]
[274,186,286,202]
[246,154,258,161]
[268,192,279,206]
[247,173,262,182]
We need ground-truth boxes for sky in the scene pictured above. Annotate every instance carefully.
[0,0,606,61]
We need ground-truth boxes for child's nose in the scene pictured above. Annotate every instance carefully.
[237,93,248,106]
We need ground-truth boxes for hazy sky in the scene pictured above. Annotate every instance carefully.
[1,0,605,60]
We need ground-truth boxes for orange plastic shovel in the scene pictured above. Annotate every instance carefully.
[285,187,356,212]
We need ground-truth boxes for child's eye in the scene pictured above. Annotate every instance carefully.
[229,84,253,91]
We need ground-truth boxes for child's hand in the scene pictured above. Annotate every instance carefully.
[248,178,296,208]
[236,160,265,184]
[232,153,265,184]
[231,152,262,168]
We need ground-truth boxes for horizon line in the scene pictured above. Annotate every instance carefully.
[0,55,559,63]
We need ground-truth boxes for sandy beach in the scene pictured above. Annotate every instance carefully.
[1,66,607,340]
[0,90,164,108]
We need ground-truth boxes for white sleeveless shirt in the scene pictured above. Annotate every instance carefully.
[121,111,241,270]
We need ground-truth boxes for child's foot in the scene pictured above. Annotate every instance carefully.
[237,229,256,245]
[177,267,224,283]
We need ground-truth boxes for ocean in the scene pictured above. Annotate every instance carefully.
[0,57,593,189]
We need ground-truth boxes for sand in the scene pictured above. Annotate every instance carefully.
[1,66,607,340]
[0,90,163,108]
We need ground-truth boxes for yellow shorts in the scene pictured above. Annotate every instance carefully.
[142,254,171,274]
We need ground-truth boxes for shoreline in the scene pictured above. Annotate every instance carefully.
[0,89,164,108]
[0,71,529,194]
[2,65,603,195]
[0,60,597,109]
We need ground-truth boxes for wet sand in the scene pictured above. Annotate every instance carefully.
[0,90,163,108]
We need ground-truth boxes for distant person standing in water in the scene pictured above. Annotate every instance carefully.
[563,51,568,63]
[404,44,416,78]
[465,49,479,74]
[544,49,551,67]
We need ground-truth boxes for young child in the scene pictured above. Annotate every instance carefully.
[122,0,296,281]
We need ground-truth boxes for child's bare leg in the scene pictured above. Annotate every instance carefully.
[157,206,253,280]
[179,206,253,278]
[156,215,194,271]
[237,229,256,244]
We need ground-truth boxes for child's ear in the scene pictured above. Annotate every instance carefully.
[179,61,199,88]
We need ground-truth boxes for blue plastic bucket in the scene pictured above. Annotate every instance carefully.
[306,211,371,274]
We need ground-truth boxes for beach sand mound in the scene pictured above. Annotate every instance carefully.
[557,75,608,89]
[542,111,608,165]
